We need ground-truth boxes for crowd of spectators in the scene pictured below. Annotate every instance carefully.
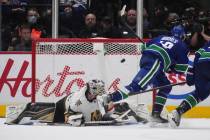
[1,0,210,51]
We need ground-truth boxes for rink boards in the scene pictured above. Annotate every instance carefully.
[0,50,210,118]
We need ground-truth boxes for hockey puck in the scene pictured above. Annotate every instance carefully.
[121,58,126,63]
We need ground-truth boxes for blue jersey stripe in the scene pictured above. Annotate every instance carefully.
[168,92,193,99]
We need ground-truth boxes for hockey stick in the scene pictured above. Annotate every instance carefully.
[84,119,130,126]
[84,109,131,126]
[128,81,186,96]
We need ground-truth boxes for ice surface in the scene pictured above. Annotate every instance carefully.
[0,118,210,140]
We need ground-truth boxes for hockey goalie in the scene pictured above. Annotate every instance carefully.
[5,79,147,126]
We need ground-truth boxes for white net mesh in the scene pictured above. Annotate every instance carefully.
[104,43,140,55]
[36,42,95,55]
[35,39,141,55]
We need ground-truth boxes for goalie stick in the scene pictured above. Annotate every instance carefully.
[85,109,132,126]
[128,81,186,96]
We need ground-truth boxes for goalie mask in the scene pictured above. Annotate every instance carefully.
[87,79,105,96]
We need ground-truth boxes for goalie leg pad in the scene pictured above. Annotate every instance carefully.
[6,102,56,124]
[114,102,148,123]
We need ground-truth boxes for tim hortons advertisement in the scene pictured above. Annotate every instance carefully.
[0,53,209,107]
[0,55,32,104]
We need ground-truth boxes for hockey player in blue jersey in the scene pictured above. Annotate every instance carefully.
[168,40,210,128]
[105,25,190,126]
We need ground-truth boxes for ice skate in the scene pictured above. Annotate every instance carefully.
[149,112,168,127]
[168,110,181,128]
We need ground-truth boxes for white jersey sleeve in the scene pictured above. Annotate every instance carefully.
[65,85,104,121]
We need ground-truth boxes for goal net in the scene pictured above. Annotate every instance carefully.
[32,38,153,114]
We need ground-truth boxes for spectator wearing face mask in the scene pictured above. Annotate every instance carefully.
[26,8,47,39]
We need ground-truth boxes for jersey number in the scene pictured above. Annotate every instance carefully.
[160,41,174,49]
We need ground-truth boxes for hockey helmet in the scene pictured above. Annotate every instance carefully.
[87,79,105,96]
[171,25,186,39]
